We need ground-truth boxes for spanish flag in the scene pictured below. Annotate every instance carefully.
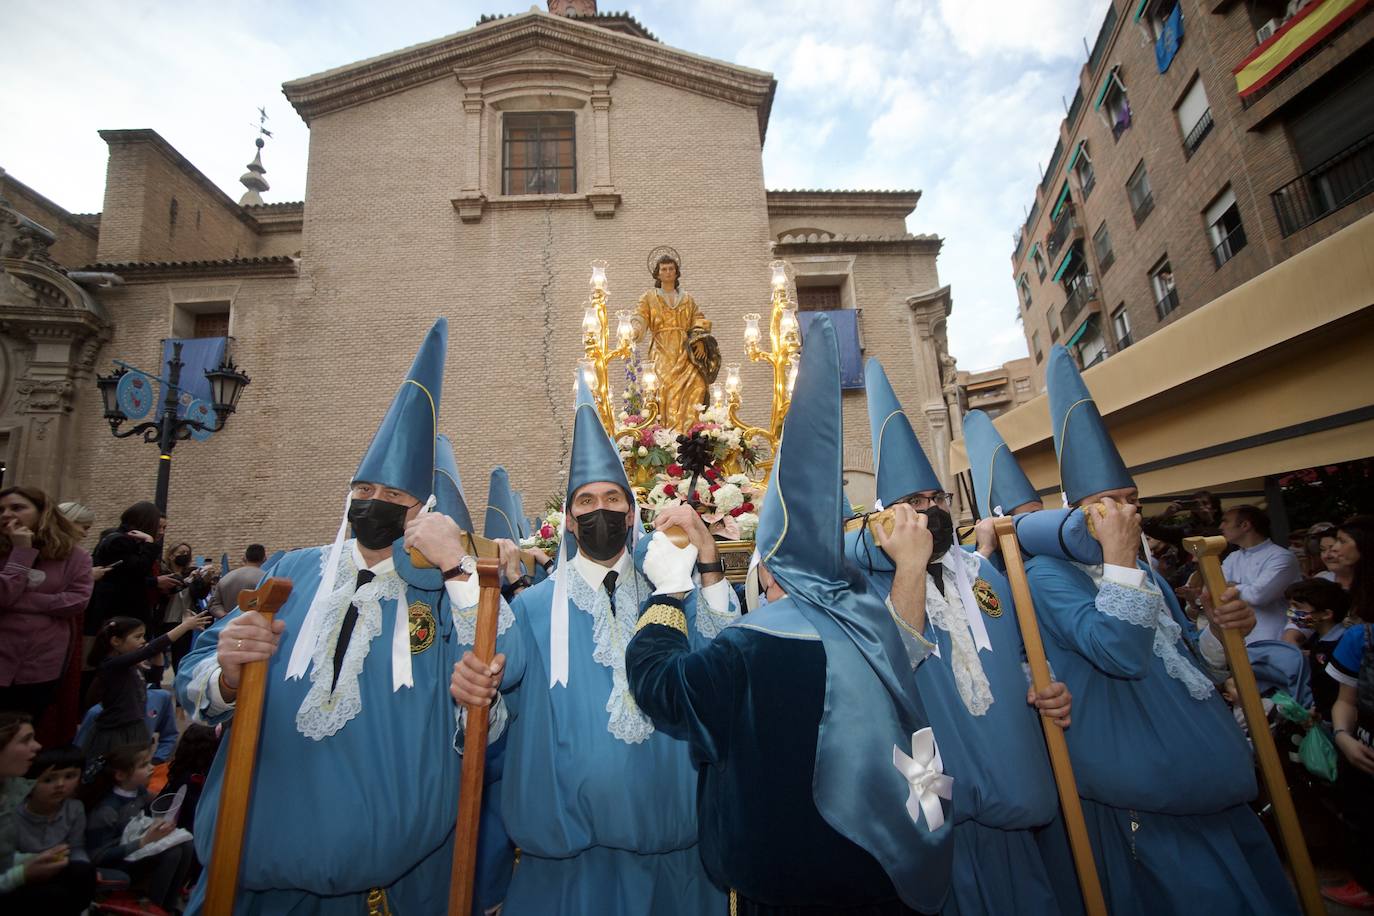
[1233,0,1369,98]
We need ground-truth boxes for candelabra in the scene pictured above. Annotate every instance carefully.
[726,259,801,462]
[579,261,661,442]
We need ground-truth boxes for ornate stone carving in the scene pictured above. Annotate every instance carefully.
[0,205,58,270]
[15,378,75,414]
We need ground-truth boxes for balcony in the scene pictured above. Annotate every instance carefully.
[1060,275,1098,330]
[1155,288,1180,320]
[1271,130,1374,237]
[1183,109,1214,158]
[1211,223,1248,268]
[1046,205,1081,259]
[1239,0,1369,109]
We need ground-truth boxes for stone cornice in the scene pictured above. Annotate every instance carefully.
[282,10,777,141]
[907,284,954,320]
[766,189,922,219]
[98,130,262,233]
[0,173,100,241]
[78,256,297,283]
[774,234,943,256]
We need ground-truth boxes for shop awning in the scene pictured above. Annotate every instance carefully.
[950,212,1374,501]
[1051,245,1077,283]
[1233,0,1369,98]
[1050,181,1072,222]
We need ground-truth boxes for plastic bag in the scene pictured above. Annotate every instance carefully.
[1270,690,1338,782]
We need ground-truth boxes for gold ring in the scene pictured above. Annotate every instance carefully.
[236,638,243,651]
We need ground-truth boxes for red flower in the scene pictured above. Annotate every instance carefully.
[740,502,754,513]
[729,506,745,518]
[539,524,554,539]
[666,463,683,476]
[664,484,677,498]
[704,467,719,481]
[709,483,721,493]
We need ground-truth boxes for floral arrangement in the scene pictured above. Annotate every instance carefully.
[643,468,763,541]
[520,504,565,555]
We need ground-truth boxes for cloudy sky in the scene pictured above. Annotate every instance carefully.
[2,0,1110,371]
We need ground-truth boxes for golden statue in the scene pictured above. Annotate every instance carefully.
[633,248,720,432]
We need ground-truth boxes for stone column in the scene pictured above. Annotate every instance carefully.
[452,73,487,222]
[587,74,621,218]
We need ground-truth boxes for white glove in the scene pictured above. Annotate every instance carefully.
[642,531,698,596]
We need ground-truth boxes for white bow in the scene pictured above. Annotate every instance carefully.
[892,727,953,831]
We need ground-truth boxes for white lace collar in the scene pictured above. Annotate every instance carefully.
[925,550,994,716]
[567,561,655,745]
[294,542,407,740]
[1073,561,1214,701]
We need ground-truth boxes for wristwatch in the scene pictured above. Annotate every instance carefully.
[695,559,725,575]
[542,559,556,574]
[501,575,534,601]
[441,563,467,581]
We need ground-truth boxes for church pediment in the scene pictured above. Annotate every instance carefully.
[283,9,775,140]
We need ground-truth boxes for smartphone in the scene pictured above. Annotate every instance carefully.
[106,559,124,568]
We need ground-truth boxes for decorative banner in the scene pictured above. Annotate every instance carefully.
[1234,0,1368,98]
[116,371,155,420]
[185,399,216,442]
[161,336,228,419]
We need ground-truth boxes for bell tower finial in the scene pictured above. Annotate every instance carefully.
[238,107,273,206]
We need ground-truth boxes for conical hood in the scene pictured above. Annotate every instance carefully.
[866,358,941,506]
[1046,344,1132,504]
[567,375,634,504]
[755,315,846,598]
[963,409,1040,516]
[433,434,475,533]
[353,318,447,500]
[513,491,532,538]
[484,467,524,542]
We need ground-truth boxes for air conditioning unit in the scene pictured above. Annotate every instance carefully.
[1256,18,1280,42]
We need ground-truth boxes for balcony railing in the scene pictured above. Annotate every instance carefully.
[1155,288,1180,320]
[1060,275,1098,329]
[1211,223,1248,268]
[1183,109,1214,158]
[1241,4,1367,109]
[1271,130,1374,237]
[1047,205,1079,258]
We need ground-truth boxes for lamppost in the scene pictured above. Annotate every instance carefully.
[95,341,251,512]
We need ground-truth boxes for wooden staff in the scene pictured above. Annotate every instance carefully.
[1183,535,1324,916]
[448,558,503,916]
[205,577,294,916]
[993,517,1108,916]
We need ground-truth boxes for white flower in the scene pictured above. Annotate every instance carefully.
[736,512,760,540]
[726,473,750,487]
[713,482,744,513]
[653,428,675,449]
[618,436,634,450]
[638,446,648,457]
[696,477,712,498]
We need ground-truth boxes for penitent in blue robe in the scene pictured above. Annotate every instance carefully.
[854,549,1078,916]
[477,559,738,916]
[175,541,485,915]
[1024,556,1301,916]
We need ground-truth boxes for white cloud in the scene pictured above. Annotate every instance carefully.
[935,0,1114,61]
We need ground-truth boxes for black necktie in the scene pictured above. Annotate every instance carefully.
[331,568,376,693]
[603,570,619,617]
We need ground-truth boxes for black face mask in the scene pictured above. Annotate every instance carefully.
[348,499,410,551]
[174,554,191,567]
[574,508,630,562]
[921,506,955,565]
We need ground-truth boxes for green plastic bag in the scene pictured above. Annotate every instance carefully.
[1271,690,1339,783]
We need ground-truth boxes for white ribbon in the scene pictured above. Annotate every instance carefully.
[549,511,571,687]
[387,492,438,691]
[945,550,991,654]
[286,491,352,682]
[892,727,953,831]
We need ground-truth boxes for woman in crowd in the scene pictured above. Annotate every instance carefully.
[0,487,94,723]
[85,501,166,636]
[1318,520,1361,594]
[1322,515,1374,908]
[0,711,91,914]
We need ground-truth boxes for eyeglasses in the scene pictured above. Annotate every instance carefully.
[894,492,953,510]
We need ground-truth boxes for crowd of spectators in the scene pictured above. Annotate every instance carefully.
[1,485,266,912]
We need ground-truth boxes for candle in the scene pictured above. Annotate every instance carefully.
[724,365,741,394]
[589,260,608,291]
[769,259,788,291]
[743,313,761,347]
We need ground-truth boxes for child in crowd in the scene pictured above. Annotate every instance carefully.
[1283,576,1352,722]
[84,612,209,756]
[82,743,193,912]
[0,712,93,914]
[18,745,90,862]
[163,724,220,834]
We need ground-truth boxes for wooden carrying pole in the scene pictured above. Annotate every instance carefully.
[449,558,503,916]
[993,518,1108,916]
[1183,535,1325,916]
[204,577,294,916]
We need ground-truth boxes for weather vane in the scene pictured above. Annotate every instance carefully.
[250,107,273,143]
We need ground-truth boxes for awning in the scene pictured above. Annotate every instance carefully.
[949,212,1374,502]
[1051,245,1077,283]
[1133,0,1150,21]
[1094,65,1123,110]
[1067,140,1089,171]
[1065,312,1097,348]
[1028,241,1042,263]
[1233,0,1369,98]
[1050,181,1072,222]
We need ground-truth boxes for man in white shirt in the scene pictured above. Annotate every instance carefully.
[1221,505,1302,643]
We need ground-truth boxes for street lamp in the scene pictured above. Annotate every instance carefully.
[95,341,251,512]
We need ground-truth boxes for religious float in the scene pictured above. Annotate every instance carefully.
[522,249,806,581]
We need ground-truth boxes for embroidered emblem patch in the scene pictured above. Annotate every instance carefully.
[973,579,1002,618]
[409,601,436,654]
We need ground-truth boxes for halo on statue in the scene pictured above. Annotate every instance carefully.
[646,245,683,276]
